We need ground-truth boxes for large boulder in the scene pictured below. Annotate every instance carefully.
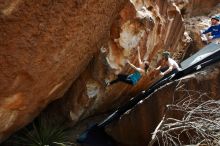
[0,0,128,142]
[3,0,218,143]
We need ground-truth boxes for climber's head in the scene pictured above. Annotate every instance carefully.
[211,15,220,25]
[162,51,170,60]
[143,59,149,71]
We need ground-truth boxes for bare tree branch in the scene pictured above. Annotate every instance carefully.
[149,88,220,146]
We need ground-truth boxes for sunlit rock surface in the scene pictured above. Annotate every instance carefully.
[175,0,220,16]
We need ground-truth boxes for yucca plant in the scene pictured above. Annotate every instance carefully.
[12,115,72,146]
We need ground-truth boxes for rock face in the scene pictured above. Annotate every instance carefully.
[0,0,218,144]
[60,0,190,126]
[0,0,127,142]
[176,0,220,16]
[106,62,220,146]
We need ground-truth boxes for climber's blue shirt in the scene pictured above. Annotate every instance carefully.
[202,24,220,39]
[128,71,142,85]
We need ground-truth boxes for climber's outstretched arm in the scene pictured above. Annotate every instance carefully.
[127,60,145,73]
[137,46,143,65]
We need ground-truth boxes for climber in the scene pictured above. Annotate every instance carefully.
[200,15,220,44]
[106,47,149,86]
[155,51,181,77]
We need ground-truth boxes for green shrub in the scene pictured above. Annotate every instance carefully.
[12,116,72,146]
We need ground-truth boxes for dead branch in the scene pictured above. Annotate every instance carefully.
[149,89,220,146]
